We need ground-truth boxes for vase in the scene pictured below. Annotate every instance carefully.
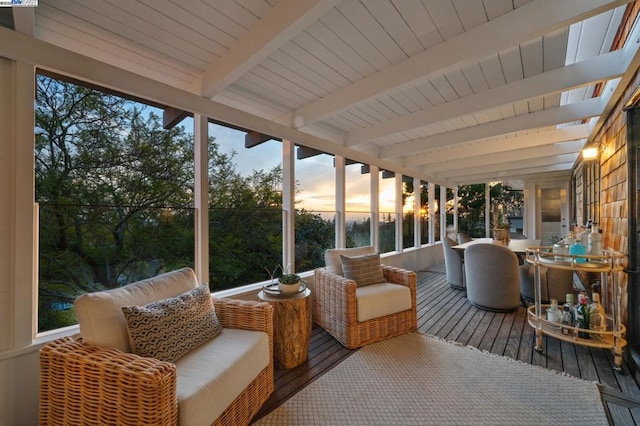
[492,228,510,243]
[278,281,300,294]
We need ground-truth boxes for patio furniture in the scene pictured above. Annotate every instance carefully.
[313,246,417,349]
[39,268,274,426]
[442,237,466,290]
[464,243,521,312]
[519,263,574,304]
[457,232,474,244]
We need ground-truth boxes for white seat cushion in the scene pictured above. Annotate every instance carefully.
[355,283,412,322]
[174,328,270,426]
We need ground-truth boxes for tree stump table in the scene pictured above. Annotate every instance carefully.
[258,288,312,369]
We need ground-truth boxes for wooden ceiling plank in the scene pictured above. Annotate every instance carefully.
[424,143,583,173]
[391,0,443,49]
[196,0,341,98]
[433,155,577,179]
[345,49,624,146]
[381,97,603,158]
[290,0,628,128]
[405,128,589,166]
[448,163,574,185]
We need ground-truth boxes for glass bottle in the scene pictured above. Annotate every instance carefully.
[588,224,603,257]
[590,293,606,332]
[569,237,587,264]
[564,293,575,325]
[575,293,591,339]
[561,305,572,335]
[546,298,561,328]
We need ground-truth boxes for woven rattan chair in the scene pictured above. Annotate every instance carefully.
[313,246,417,349]
[39,298,274,426]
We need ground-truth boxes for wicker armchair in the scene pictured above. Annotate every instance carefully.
[313,247,417,349]
[39,298,274,426]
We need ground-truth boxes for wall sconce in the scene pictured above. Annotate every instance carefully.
[582,146,599,160]
[581,141,605,161]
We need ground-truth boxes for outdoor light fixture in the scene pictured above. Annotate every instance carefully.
[581,141,605,161]
[582,146,599,160]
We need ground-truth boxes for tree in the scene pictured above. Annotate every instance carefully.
[36,76,196,330]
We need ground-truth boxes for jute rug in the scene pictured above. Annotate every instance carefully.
[255,332,608,425]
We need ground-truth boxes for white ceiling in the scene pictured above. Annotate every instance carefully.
[6,0,640,186]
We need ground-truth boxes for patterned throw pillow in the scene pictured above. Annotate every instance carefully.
[121,283,222,363]
[340,252,386,287]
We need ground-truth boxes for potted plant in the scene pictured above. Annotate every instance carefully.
[265,264,302,294]
[491,202,511,243]
[278,272,302,294]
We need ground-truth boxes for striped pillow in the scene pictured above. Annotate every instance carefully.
[122,283,222,363]
[340,252,385,287]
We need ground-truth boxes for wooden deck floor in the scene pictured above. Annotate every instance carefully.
[253,263,640,425]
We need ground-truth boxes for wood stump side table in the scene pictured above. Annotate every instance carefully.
[258,288,312,369]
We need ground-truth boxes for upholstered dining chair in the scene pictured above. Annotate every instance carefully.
[313,246,417,349]
[464,243,521,312]
[519,264,574,305]
[442,237,465,290]
[457,232,474,244]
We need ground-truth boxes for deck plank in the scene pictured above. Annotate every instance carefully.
[251,263,640,425]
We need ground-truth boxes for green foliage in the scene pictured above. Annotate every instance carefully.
[279,273,301,284]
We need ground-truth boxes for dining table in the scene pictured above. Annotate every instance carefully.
[452,238,541,259]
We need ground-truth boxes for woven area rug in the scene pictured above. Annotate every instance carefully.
[255,332,608,425]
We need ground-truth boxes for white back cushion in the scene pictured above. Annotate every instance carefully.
[74,267,199,352]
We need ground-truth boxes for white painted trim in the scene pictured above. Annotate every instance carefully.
[428,182,436,245]
[196,0,340,99]
[406,124,591,167]
[440,187,447,242]
[283,139,295,270]
[193,114,209,283]
[485,184,491,238]
[370,165,380,250]
[0,28,434,185]
[385,98,603,159]
[395,173,402,252]
[335,155,346,248]
[14,60,36,347]
[290,0,627,127]
[346,50,624,147]
[413,177,421,248]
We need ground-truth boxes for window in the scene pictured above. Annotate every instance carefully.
[346,162,371,248]
[36,74,195,332]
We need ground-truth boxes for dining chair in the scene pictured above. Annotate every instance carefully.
[442,237,465,290]
[464,243,521,312]
[519,264,574,305]
[457,232,474,244]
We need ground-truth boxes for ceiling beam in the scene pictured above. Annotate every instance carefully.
[12,7,35,36]
[433,155,578,180]
[194,0,340,98]
[448,163,575,186]
[380,97,603,158]
[404,124,591,166]
[345,50,623,147]
[163,106,189,129]
[288,0,629,129]
[297,146,326,159]
[423,141,584,173]
[0,27,441,186]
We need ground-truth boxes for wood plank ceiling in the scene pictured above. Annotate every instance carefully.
[8,0,640,186]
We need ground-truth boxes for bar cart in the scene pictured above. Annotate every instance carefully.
[524,247,627,371]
